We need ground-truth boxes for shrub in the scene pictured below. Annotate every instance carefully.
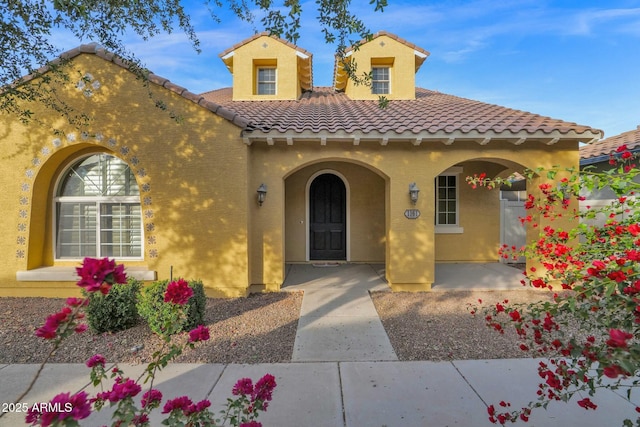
[84,278,141,333]
[137,279,206,335]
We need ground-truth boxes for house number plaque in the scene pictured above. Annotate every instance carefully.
[404,209,420,219]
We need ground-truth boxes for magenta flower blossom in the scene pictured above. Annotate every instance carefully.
[162,396,193,414]
[188,325,210,343]
[25,391,91,426]
[232,378,254,396]
[66,297,88,307]
[96,377,141,403]
[86,354,106,368]
[240,422,262,427]
[76,257,127,294]
[35,307,73,340]
[164,278,193,305]
[141,388,163,408]
[253,374,277,402]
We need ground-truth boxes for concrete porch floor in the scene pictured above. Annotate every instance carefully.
[282,262,527,292]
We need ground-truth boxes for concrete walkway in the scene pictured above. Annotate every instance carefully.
[282,263,397,362]
[1,360,637,426]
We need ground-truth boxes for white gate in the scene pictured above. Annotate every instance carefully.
[500,200,526,263]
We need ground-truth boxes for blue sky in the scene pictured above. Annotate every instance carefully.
[55,0,640,139]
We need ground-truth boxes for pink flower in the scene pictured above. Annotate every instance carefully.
[26,391,91,426]
[164,279,193,305]
[233,378,254,396]
[76,257,127,294]
[188,325,210,343]
[141,389,163,408]
[35,307,73,340]
[162,396,193,414]
[86,354,106,368]
[253,374,276,402]
[240,422,262,427]
[66,297,87,307]
[74,323,88,333]
[97,377,141,403]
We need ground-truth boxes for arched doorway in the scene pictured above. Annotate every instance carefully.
[309,173,347,260]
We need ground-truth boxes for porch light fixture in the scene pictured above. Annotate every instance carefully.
[257,183,268,206]
[409,182,419,205]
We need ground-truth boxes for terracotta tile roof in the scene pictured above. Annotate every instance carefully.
[201,86,602,142]
[344,30,430,57]
[580,126,640,159]
[219,32,313,60]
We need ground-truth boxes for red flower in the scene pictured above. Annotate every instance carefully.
[629,224,640,237]
[606,329,633,348]
[188,325,210,343]
[239,422,262,427]
[164,279,193,305]
[616,144,629,152]
[508,310,521,322]
[577,397,598,410]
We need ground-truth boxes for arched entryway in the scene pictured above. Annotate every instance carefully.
[308,173,347,260]
[284,161,385,264]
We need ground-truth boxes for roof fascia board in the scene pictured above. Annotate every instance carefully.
[243,128,602,144]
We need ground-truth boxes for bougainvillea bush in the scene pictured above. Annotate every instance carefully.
[467,144,640,426]
[1,257,275,427]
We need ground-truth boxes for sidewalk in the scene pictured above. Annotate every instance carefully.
[1,359,637,426]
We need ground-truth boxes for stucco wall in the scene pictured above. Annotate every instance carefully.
[229,35,303,101]
[0,54,250,297]
[246,140,579,291]
[343,34,418,100]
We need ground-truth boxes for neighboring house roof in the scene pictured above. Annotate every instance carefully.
[580,125,640,165]
[201,86,602,145]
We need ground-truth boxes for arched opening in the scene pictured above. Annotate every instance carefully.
[308,172,347,261]
[284,161,386,264]
[54,153,143,259]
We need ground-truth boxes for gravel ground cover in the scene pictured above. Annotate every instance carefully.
[0,292,303,365]
[0,289,556,364]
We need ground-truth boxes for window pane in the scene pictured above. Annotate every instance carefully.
[56,155,143,259]
[371,67,390,94]
[100,203,142,257]
[56,202,97,258]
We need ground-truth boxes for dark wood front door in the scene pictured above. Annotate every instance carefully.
[310,173,346,260]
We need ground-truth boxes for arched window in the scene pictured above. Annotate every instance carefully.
[55,154,142,259]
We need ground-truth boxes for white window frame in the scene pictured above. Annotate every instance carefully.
[256,67,277,95]
[435,167,464,234]
[371,66,390,95]
[53,154,144,260]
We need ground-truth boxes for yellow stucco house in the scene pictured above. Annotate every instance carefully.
[0,31,602,297]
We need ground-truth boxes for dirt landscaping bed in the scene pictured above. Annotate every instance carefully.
[0,289,556,364]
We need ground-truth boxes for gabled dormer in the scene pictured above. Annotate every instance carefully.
[219,33,313,101]
[334,31,429,100]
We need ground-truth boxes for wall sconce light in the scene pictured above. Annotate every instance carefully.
[257,183,267,206]
[409,182,419,205]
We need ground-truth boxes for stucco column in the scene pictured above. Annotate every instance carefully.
[249,174,285,292]
[386,177,434,291]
